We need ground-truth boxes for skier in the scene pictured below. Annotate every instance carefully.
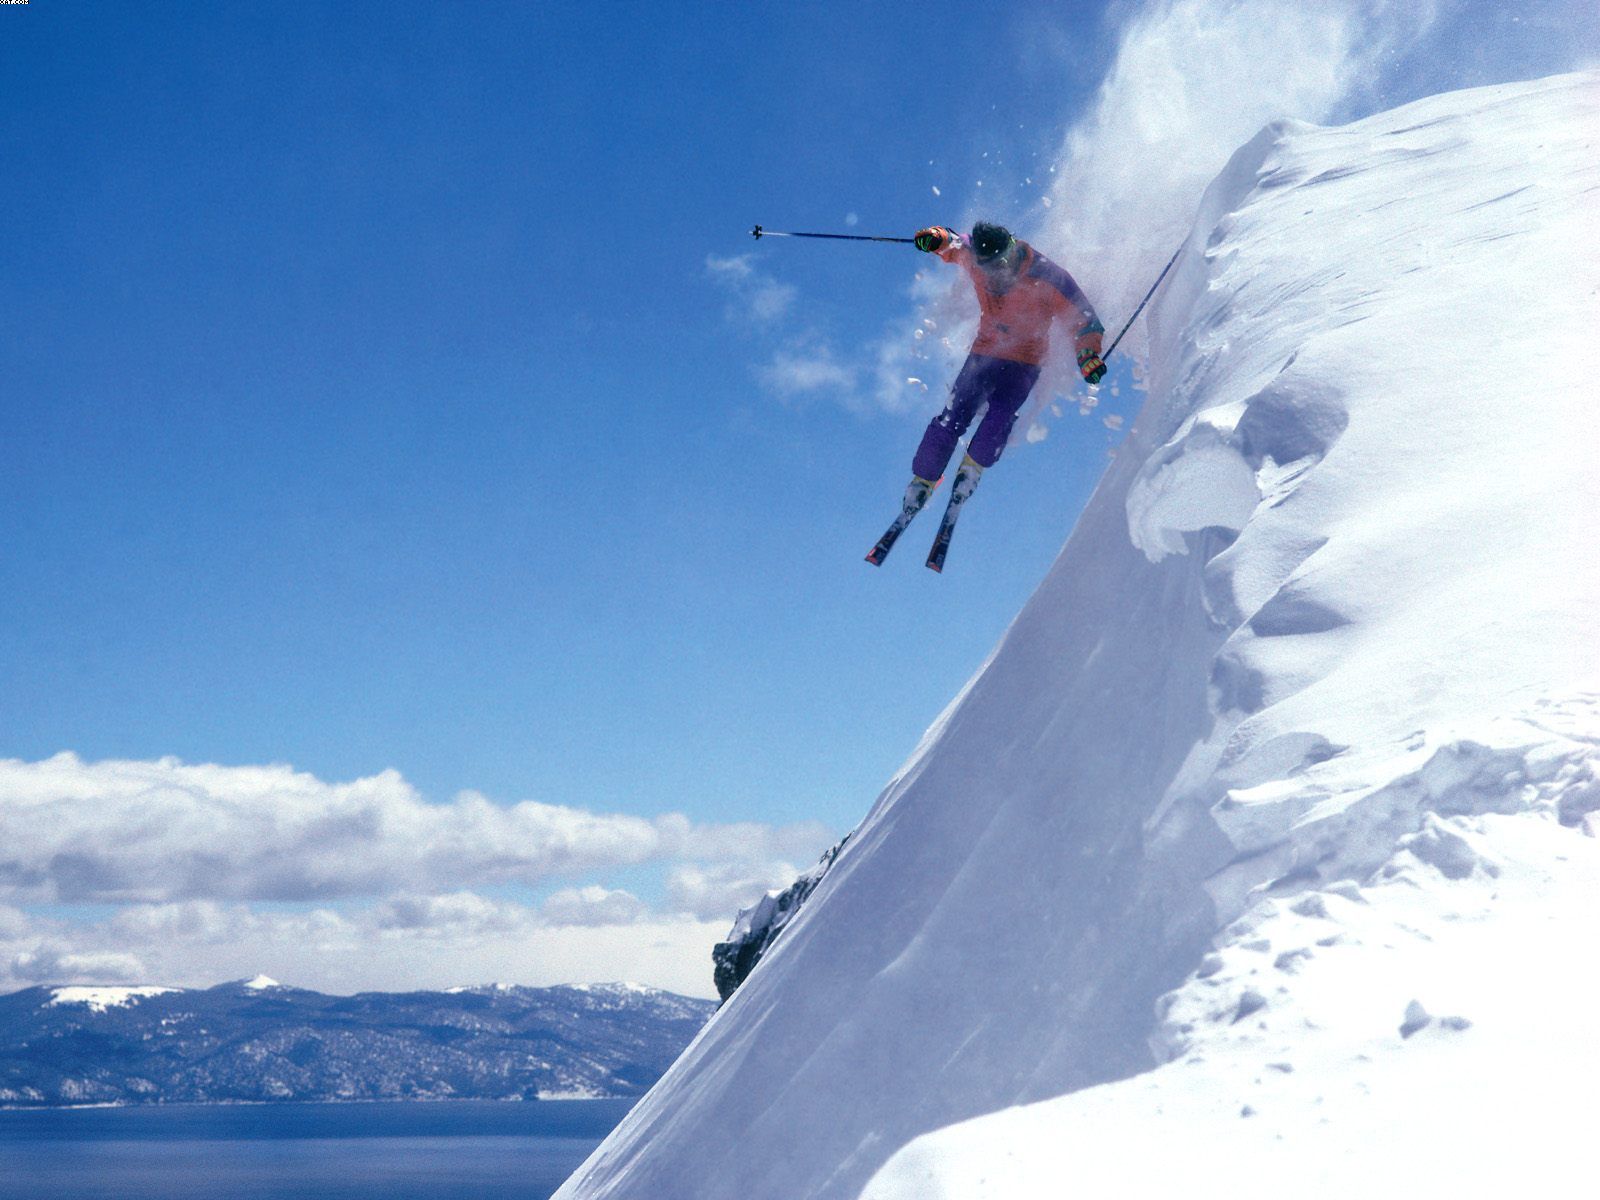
[867,221,1107,571]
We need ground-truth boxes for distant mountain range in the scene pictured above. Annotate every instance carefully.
[0,977,715,1107]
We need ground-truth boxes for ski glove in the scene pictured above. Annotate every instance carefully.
[1077,348,1107,386]
[914,226,956,253]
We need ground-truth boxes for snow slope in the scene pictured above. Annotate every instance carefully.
[557,73,1600,1200]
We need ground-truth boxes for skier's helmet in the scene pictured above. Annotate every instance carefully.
[970,222,1015,262]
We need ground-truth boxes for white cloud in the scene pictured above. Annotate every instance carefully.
[708,251,912,410]
[108,899,240,941]
[0,754,838,999]
[0,900,730,999]
[373,892,535,937]
[540,885,646,928]
[11,944,146,985]
[706,253,798,322]
[0,753,833,906]
[757,341,858,399]
[665,861,801,922]
[657,817,831,871]
[0,904,26,940]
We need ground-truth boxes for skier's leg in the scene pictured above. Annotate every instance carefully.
[925,454,985,573]
[900,477,934,514]
[872,357,992,567]
[911,356,991,482]
[965,359,1043,469]
[946,453,985,509]
[925,361,1038,573]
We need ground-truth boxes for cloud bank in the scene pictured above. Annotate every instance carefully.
[0,752,830,905]
[4,898,732,998]
[0,753,836,998]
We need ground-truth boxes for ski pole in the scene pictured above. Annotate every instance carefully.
[752,224,916,245]
[1103,241,1184,359]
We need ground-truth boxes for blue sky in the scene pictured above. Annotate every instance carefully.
[2,0,1117,829]
[2,0,1592,995]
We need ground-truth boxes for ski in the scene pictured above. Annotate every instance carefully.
[865,513,915,565]
[925,459,983,573]
[865,479,934,566]
[924,511,959,573]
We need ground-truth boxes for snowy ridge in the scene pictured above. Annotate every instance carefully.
[45,987,179,1013]
[558,73,1600,1200]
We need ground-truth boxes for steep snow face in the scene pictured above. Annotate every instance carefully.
[558,73,1599,1200]
[866,70,1600,1199]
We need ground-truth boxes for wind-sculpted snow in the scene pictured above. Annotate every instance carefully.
[559,73,1600,1200]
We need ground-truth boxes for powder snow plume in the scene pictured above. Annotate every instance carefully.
[876,0,1445,411]
[846,1,1599,414]
[1033,0,1439,362]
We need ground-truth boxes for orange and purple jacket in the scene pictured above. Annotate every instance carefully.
[936,234,1104,368]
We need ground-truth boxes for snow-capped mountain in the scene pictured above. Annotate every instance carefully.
[41,986,181,1013]
[0,979,713,1107]
[557,72,1600,1199]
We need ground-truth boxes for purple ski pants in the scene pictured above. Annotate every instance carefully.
[912,353,1043,482]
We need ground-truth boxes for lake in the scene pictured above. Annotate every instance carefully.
[0,1099,633,1200]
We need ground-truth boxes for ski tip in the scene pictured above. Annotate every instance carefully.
[925,559,944,574]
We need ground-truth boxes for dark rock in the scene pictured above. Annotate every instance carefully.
[713,835,851,1003]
